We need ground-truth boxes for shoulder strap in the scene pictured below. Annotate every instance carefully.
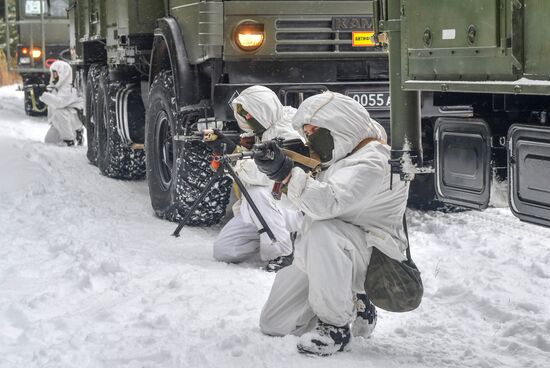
[403,212,412,262]
[351,137,386,155]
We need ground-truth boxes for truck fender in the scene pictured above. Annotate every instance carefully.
[149,17,200,108]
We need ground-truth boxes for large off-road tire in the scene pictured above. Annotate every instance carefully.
[95,70,146,179]
[85,64,103,165]
[145,70,232,225]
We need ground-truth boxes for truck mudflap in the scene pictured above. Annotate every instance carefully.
[434,118,492,209]
[508,125,550,227]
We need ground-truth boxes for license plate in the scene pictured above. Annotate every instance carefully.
[346,91,390,110]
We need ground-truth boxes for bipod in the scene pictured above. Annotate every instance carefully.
[172,154,277,242]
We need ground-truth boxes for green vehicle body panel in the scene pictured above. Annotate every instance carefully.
[222,1,383,61]
[168,0,210,64]
[384,0,550,225]
[398,0,550,95]
[524,0,550,78]
[15,0,70,46]
[384,0,550,170]
[73,0,163,40]
[70,0,384,65]
[70,0,164,64]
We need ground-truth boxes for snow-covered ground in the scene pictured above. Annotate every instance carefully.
[0,85,549,368]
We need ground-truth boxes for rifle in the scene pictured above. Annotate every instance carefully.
[223,138,321,200]
[171,134,320,238]
[224,137,317,166]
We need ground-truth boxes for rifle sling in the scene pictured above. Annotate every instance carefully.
[281,148,321,170]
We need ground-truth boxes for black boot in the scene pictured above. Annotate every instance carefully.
[351,293,377,338]
[265,252,294,273]
[297,320,351,356]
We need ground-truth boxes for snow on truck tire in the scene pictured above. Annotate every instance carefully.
[145,70,232,225]
[85,64,103,165]
[95,68,146,179]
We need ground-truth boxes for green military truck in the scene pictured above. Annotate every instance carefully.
[68,0,408,225]
[3,0,71,115]
[379,0,550,227]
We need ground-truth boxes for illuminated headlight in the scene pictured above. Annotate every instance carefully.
[19,57,31,64]
[21,47,42,59]
[234,22,265,51]
[31,49,42,58]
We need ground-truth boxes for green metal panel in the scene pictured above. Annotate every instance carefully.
[105,0,117,45]
[399,0,550,95]
[88,0,105,39]
[16,0,70,45]
[76,0,90,41]
[223,1,382,62]
[68,1,81,60]
[106,0,164,37]
[387,0,421,175]
[134,0,164,34]
[523,0,550,79]
[169,0,203,63]
[403,0,523,82]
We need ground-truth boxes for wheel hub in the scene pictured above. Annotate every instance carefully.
[155,111,174,190]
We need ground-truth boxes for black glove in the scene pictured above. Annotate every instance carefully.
[204,129,236,154]
[254,141,293,182]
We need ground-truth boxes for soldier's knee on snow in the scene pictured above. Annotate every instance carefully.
[212,244,237,263]
[259,310,287,337]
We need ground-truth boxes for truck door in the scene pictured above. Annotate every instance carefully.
[434,118,492,209]
[508,125,550,227]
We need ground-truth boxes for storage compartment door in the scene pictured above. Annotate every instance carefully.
[508,124,550,227]
[435,118,491,209]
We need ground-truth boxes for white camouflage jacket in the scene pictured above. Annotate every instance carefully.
[288,92,410,261]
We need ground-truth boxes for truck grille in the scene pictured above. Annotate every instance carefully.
[275,19,375,54]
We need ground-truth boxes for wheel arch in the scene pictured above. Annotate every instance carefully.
[149,17,203,109]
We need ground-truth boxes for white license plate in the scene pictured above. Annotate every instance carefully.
[346,92,390,110]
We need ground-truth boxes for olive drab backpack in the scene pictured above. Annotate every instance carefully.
[364,214,423,312]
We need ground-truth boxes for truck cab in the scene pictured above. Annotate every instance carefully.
[68,0,405,225]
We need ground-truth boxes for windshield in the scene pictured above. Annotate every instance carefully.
[25,0,69,17]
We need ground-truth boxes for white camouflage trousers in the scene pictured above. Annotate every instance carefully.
[44,109,82,143]
[213,186,301,262]
[260,218,372,335]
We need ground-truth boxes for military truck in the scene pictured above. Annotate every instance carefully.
[3,0,71,115]
[68,0,411,225]
[377,0,550,227]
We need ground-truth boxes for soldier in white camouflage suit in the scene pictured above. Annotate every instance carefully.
[255,92,410,356]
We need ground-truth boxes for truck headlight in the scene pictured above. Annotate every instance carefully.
[234,22,265,51]
[31,48,42,59]
[31,49,42,59]
[22,47,42,59]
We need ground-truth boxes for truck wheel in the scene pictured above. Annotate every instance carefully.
[85,64,103,165]
[145,70,232,225]
[95,70,146,179]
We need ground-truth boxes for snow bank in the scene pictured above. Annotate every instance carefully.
[0,85,548,368]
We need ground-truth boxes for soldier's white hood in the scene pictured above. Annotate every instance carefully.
[231,85,299,142]
[49,60,73,90]
[231,85,283,131]
[292,91,387,166]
